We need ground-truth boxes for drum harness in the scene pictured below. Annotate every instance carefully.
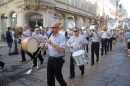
[73,36,88,62]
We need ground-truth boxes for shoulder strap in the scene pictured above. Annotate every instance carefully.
[73,36,81,49]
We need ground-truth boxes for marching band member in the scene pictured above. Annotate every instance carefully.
[66,27,88,79]
[84,26,90,52]
[20,24,33,62]
[59,25,65,36]
[40,22,67,86]
[32,28,44,67]
[42,26,51,55]
[107,29,113,51]
[101,25,110,55]
[89,23,101,65]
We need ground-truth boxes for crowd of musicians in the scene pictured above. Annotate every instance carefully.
[1,22,130,86]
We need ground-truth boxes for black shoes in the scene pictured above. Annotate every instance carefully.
[96,59,99,62]
[40,59,44,64]
[21,60,26,62]
[32,65,37,68]
[69,75,75,79]
[91,63,94,65]
[81,71,84,75]
[1,63,5,69]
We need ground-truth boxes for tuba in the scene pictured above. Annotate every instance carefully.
[107,20,117,29]
[14,27,23,39]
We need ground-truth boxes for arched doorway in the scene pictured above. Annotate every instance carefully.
[10,12,17,28]
[29,14,43,28]
[68,15,76,29]
[1,14,7,34]
[54,13,64,26]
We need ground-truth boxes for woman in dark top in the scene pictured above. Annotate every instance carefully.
[6,27,13,55]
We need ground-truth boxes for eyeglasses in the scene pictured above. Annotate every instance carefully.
[95,27,98,28]
[50,27,57,28]
[73,30,78,32]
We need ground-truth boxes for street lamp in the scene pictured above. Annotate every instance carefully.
[25,0,40,11]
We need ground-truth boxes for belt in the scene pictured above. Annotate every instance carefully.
[49,56,63,60]
[92,42,99,43]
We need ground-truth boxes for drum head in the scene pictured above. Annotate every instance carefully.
[72,50,85,57]
[27,38,38,53]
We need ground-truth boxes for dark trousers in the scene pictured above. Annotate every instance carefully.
[91,42,99,64]
[21,49,33,61]
[86,37,89,52]
[13,39,18,53]
[70,53,84,76]
[33,48,44,66]
[127,42,130,49]
[107,38,112,51]
[47,56,67,86]
[0,61,4,67]
[101,38,107,55]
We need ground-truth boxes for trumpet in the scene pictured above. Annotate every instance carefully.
[92,29,95,32]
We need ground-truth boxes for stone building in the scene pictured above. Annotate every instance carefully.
[0,0,116,40]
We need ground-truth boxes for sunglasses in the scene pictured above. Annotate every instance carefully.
[95,27,98,28]
[73,30,78,32]
[50,27,57,28]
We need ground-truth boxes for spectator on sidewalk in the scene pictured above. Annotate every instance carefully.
[6,27,13,55]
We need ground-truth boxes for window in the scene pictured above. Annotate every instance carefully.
[0,0,13,5]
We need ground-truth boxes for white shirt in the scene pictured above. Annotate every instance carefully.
[83,29,90,37]
[66,34,88,53]
[91,30,102,42]
[45,32,66,57]
[12,31,15,40]
[21,29,31,40]
[101,31,108,38]
[32,33,45,44]
[59,30,65,36]
[43,29,52,39]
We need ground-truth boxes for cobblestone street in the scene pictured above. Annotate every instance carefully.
[0,41,130,86]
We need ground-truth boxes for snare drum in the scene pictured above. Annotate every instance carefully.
[21,37,38,53]
[72,50,88,66]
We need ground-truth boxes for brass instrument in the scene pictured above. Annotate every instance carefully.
[14,27,23,39]
[107,20,116,29]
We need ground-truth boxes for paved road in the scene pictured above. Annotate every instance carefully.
[0,40,130,86]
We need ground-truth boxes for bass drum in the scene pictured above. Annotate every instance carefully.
[21,37,38,53]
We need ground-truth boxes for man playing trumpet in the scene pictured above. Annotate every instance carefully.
[89,23,101,65]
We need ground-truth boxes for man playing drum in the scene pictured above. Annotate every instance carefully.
[20,24,33,62]
[66,27,88,79]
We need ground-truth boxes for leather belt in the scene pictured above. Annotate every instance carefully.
[49,56,63,60]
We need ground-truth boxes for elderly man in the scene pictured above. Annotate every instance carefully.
[40,22,67,86]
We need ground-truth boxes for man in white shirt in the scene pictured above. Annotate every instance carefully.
[59,25,65,36]
[89,23,101,65]
[20,24,33,62]
[100,26,110,55]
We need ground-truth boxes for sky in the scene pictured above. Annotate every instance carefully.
[120,0,130,17]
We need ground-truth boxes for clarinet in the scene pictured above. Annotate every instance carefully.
[35,31,53,58]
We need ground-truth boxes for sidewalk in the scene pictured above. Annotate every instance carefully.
[0,41,130,86]
[0,41,7,48]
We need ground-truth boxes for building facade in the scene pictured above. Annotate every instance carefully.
[0,0,115,40]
